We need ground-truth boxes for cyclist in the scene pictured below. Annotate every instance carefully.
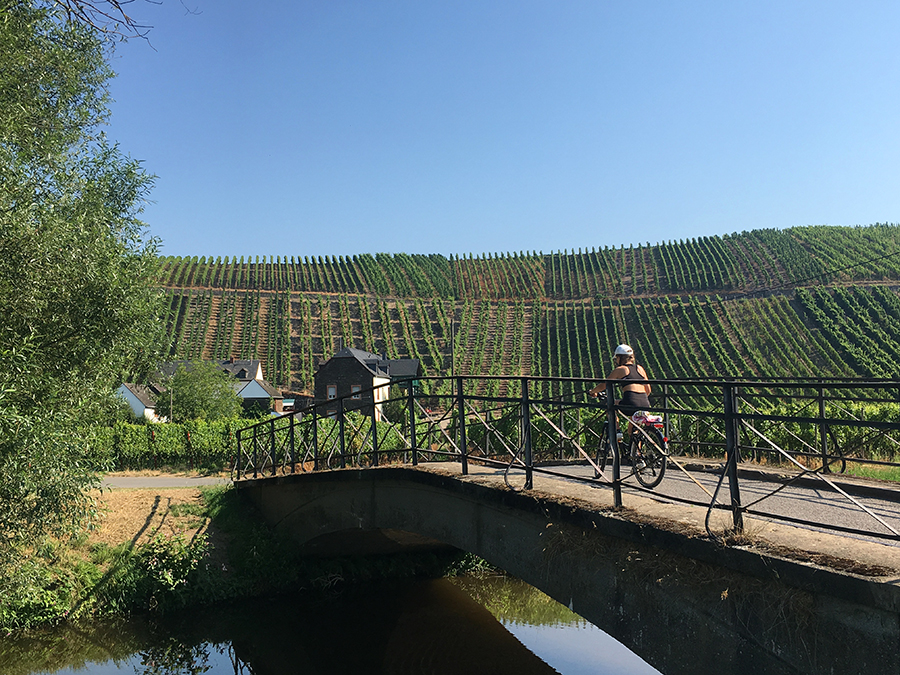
[588,344,652,438]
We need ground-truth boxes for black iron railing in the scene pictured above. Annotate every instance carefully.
[235,376,900,544]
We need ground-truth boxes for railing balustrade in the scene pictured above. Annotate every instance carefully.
[235,376,900,543]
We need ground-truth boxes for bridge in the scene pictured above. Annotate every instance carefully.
[234,375,900,675]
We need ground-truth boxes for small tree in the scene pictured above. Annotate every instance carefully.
[155,362,243,422]
[0,1,164,608]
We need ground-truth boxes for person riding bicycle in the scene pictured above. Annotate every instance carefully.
[588,344,652,438]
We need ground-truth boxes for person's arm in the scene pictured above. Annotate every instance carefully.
[589,366,624,396]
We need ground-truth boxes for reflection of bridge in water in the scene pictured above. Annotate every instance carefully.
[235,376,900,675]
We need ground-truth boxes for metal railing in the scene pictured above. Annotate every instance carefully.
[235,376,900,544]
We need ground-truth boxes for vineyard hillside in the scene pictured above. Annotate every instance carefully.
[156,223,900,395]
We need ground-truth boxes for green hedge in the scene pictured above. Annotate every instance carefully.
[89,419,242,471]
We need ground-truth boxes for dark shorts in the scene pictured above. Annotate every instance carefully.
[619,390,651,416]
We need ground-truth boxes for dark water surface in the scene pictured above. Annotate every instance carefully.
[1,576,661,675]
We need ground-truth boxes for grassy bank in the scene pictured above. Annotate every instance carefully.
[0,484,491,634]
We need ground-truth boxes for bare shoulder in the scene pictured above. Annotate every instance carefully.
[637,364,650,378]
[608,365,628,379]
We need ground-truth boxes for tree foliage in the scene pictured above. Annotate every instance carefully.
[0,1,162,584]
[155,362,243,422]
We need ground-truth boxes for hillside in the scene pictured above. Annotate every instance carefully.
[156,224,900,394]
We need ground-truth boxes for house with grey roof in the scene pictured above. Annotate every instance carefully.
[157,359,282,413]
[314,347,421,420]
[119,358,283,420]
[116,382,166,422]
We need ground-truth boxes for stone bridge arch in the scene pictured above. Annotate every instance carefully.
[236,467,899,675]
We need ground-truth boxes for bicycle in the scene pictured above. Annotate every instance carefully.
[593,396,669,489]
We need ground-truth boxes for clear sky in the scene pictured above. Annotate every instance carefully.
[105,0,900,259]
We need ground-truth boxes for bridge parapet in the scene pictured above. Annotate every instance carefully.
[237,375,900,544]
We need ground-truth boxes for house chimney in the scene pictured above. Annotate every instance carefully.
[338,337,343,351]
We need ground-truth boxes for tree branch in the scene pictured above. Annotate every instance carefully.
[49,0,158,39]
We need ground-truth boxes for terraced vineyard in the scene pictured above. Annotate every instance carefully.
[157,224,900,393]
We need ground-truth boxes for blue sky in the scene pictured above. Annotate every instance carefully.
[106,0,900,259]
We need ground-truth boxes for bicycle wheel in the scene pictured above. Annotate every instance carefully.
[824,426,847,474]
[631,427,667,489]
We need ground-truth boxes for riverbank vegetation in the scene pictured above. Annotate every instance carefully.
[0,0,164,632]
[0,484,493,633]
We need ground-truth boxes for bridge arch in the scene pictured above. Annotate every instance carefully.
[237,466,899,675]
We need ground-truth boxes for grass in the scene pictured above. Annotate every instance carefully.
[167,502,208,529]
[843,462,900,482]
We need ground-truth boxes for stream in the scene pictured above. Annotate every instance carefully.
[1,575,661,675]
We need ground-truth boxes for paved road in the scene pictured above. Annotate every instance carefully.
[541,461,900,546]
[102,475,231,489]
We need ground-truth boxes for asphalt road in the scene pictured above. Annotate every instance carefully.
[101,475,231,489]
[542,461,900,546]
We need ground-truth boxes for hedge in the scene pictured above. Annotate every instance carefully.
[88,419,242,471]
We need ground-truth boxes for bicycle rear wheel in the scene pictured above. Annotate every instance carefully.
[631,427,667,489]
[824,426,847,473]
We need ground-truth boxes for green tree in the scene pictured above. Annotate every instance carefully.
[155,362,243,422]
[0,0,163,597]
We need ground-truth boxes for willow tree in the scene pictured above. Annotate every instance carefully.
[0,0,163,602]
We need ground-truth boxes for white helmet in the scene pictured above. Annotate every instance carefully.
[614,344,633,356]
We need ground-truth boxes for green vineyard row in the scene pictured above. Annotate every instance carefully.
[161,284,900,395]
[157,224,900,300]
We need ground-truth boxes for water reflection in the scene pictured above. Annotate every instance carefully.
[1,577,660,675]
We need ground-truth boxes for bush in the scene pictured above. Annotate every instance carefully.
[87,419,242,472]
[98,535,209,615]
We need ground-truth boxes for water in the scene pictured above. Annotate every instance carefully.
[1,576,661,675]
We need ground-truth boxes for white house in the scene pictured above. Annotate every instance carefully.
[119,359,283,419]
[116,382,164,422]
[233,377,283,413]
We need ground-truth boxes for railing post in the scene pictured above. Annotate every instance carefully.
[457,376,468,475]
[289,414,296,474]
[236,428,243,480]
[269,420,277,476]
[662,382,670,443]
[606,385,622,508]
[408,383,418,466]
[252,426,258,479]
[521,377,533,490]
[312,407,320,471]
[558,404,565,460]
[819,382,830,474]
[339,397,347,468]
[576,405,582,459]
[371,399,379,467]
[485,408,492,457]
[724,383,744,533]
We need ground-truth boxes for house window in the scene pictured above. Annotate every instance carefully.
[327,385,337,400]
[351,385,362,399]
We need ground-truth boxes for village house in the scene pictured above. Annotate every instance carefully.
[116,382,166,422]
[313,347,421,420]
[119,358,283,420]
